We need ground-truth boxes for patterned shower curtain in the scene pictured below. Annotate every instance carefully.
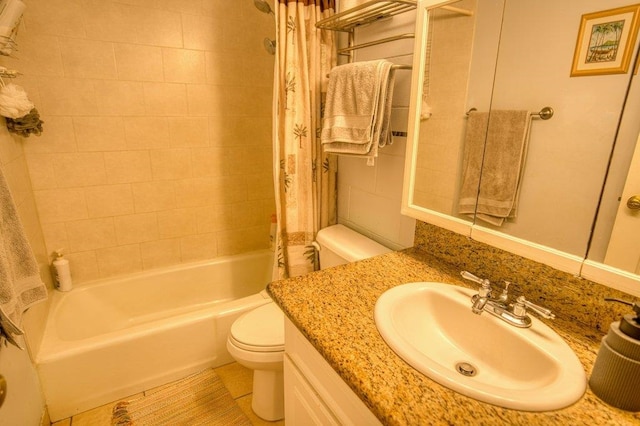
[273,0,337,279]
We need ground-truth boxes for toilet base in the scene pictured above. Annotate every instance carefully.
[252,368,284,421]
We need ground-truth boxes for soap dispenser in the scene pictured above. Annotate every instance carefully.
[589,298,640,411]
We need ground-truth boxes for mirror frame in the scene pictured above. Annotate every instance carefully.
[402,0,640,297]
[401,0,474,237]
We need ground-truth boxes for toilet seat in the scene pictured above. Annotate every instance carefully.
[229,302,284,352]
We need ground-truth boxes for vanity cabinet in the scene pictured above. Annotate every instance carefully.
[284,318,382,426]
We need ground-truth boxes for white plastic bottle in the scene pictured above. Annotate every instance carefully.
[53,249,72,292]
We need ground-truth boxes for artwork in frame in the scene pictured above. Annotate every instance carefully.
[571,4,640,77]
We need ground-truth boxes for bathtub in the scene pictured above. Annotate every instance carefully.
[36,250,274,422]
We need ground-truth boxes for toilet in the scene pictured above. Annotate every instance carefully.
[226,224,391,421]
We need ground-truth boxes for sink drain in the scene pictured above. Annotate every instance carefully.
[456,362,477,377]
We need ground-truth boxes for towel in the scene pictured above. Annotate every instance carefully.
[321,60,396,164]
[0,165,47,349]
[458,110,532,226]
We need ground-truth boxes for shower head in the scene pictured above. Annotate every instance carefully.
[254,0,274,15]
[264,38,276,55]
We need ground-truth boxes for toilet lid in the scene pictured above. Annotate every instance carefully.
[230,303,285,352]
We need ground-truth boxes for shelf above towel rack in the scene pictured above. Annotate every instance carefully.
[338,33,414,55]
[317,0,417,33]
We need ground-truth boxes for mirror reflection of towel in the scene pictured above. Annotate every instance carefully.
[458,110,532,226]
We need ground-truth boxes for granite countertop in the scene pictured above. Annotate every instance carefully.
[267,249,640,425]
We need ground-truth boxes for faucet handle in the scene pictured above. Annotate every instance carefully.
[514,296,555,319]
[461,271,491,296]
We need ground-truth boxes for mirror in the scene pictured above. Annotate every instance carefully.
[403,0,640,290]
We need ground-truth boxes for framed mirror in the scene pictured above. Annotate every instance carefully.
[403,0,640,293]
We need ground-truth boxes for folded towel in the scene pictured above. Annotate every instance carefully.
[0,165,47,349]
[321,60,396,164]
[458,110,532,226]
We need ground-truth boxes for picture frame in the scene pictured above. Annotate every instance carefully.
[570,4,640,77]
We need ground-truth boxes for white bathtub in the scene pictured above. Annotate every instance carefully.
[36,250,274,422]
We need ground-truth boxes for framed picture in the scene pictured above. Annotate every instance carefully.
[571,4,640,76]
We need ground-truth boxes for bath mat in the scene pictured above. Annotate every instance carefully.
[111,369,252,426]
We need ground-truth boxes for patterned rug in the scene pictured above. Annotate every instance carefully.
[111,369,252,425]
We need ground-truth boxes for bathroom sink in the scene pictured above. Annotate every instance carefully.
[374,282,586,411]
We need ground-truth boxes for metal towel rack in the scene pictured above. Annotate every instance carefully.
[317,0,472,58]
[466,107,555,120]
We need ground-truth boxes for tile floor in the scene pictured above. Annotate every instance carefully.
[50,363,285,426]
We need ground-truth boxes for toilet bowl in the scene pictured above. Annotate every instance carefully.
[226,224,391,421]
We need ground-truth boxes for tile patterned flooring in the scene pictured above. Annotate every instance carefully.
[51,363,285,426]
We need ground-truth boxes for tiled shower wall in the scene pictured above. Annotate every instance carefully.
[3,0,276,284]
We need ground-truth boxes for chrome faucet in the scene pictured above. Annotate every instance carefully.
[460,271,555,328]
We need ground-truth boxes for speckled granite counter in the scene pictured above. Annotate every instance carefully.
[267,247,640,425]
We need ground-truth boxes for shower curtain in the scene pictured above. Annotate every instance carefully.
[273,0,337,279]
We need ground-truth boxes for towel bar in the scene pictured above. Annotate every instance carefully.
[465,106,554,120]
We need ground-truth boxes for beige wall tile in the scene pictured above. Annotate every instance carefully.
[232,200,265,228]
[135,8,183,48]
[37,77,98,116]
[104,151,152,183]
[132,181,176,212]
[191,147,225,178]
[65,250,100,284]
[114,44,164,82]
[246,173,275,201]
[180,233,217,262]
[59,38,117,80]
[150,149,192,180]
[81,0,139,43]
[195,205,234,233]
[85,184,135,218]
[124,117,170,150]
[157,209,197,239]
[182,14,222,51]
[186,84,222,116]
[34,188,88,223]
[94,81,146,116]
[114,212,159,245]
[205,51,243,86]
[140,238,181,270]
[162,48,206,84]
[24,0,86,37]
[66,217,116,251]
[216,226,268,256]
[22,116,77,154]
[2,34,64,77]
[74,117,126,152]
[143,82,188,116]
[25,154,57,190]
[41,223,68,257]
[52,152,107,188]
[96,244,143,278]
[168,117,208,148]
[174,177,215,208]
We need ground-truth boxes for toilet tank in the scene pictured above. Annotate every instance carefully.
[315,224,392,270]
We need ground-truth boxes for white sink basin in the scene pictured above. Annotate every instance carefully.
[374,282,586,411]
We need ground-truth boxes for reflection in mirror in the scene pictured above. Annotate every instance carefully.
[404,0,640,290]
[469,0,638,258]
[588,66,640,275]
[405,0,640,261]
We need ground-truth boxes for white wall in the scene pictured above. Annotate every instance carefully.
[336,9,417,250]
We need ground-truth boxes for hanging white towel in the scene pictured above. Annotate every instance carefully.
[0,165,47,348]
[320,60,396,164]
